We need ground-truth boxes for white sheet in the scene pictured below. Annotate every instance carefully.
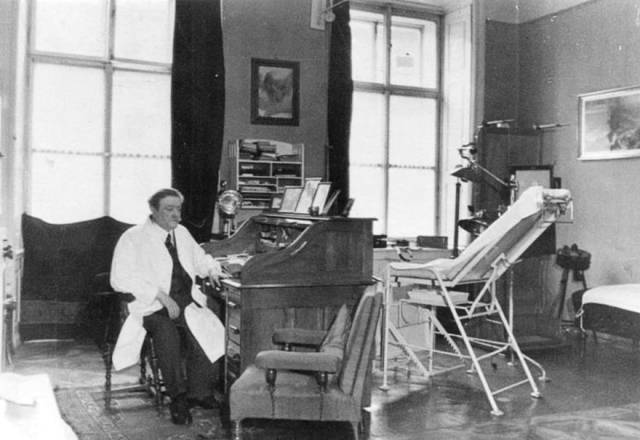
[389,186,571,282]
[0,373,77,440]
[582,284,640,314]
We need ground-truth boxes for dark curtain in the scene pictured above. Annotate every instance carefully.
[171,0,225,242]
[327,3,353,212]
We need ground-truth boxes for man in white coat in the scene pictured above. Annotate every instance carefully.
[110,188,225,425]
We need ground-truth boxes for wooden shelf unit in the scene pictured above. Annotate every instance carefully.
[226,140,304,211]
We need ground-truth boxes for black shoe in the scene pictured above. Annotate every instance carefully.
[170,395,192,425]
[186,395,218,410]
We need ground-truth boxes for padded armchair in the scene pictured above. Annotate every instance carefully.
[229,289,382,440]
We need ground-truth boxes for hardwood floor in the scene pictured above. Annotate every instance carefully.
[8,331,640,439]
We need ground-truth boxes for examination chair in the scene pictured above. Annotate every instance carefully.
[381,186,572,415]
[229,288,382,440]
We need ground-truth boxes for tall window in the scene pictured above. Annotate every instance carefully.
[349,6,440,238]
[27,0,174,224]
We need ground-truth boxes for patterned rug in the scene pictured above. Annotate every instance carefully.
[55,385,355,440]
[55,386,228,440]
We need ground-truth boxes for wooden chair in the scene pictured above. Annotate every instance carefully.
[91,273,165,410]
[229,288,382,440]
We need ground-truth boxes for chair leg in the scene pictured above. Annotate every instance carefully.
[103,342,113,410]
[359,409,371,435]
[351,421,360,440]
[139,342,147,385]
[145,337,164,407]
[233,420,242,440]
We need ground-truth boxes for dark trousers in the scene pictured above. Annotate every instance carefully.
[143,309,217,400]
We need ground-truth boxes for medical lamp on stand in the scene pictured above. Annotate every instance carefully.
[451,124,516,257]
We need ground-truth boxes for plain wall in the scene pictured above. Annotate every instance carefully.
[518,0,640,287]
[222,0,329,181]
[484,20,520,123]
[482,0,640,309]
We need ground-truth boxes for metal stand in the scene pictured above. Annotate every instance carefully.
[452,179,461,258]
[379,261,544,416]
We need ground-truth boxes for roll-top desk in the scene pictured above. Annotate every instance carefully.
[201,213,374,389]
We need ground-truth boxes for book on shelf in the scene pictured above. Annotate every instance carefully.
[240,185,271,193]
[237,139,302,162]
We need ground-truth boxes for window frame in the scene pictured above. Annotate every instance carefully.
[349,2,443,239]
[25,0,174,221]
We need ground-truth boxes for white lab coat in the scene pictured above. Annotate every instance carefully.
[110,218,224,371]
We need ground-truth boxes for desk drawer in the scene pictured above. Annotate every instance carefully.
[227,346,241,378]
[225,287,241,304]
[227,301,241,326]
[228,322,241,345]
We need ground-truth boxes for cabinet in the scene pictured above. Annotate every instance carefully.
[224,139,304,211]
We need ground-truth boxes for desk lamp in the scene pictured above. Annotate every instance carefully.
[218,190,243,237]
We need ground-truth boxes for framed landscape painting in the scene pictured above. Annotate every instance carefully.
[579,86,640,160]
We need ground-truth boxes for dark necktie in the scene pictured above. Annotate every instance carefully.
[165,233,192,312]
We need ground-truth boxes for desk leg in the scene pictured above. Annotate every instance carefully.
[380,270,391,391]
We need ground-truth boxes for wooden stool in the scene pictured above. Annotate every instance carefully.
[556,244,591,322]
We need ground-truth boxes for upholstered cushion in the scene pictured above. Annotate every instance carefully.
[230,365,323,421]
[320,304,351,361]
[272,328,326,348]
[339,292,381,397]
[230,365,360,422]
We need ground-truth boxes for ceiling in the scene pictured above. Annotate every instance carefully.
[389,0,592,22]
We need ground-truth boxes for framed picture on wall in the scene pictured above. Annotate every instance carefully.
[579,86,640,160]
[251,58,300,126]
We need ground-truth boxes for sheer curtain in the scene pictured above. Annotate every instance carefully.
[171,0,225,242]
[327,2,353,213]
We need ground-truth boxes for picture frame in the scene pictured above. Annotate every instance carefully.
[280,186,303,213]
[579,86,640,160]
[310,182,331,214]
[270,194,283,211]
[295,178,321,214]
[322,189,341,215]
[251,58,300,126]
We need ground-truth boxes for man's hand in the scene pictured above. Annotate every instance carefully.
[156,290,180,319]
[209,269,230,289]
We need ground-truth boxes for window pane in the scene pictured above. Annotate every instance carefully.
[391,16,437,88]
[32,62,105,153]
[350,92,386,165]
[350,10,385,83]
[388,168,435,237]
[112,70,172,156]
[389,95,437,167]
[110,157,171,223]
[349,165,385,234]
[31,152,104,222]
[114,0,175,63]
[33,0,108,57]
